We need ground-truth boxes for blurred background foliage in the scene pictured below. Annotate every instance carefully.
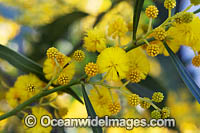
[0,0,200,132]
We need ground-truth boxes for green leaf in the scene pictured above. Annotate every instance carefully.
[194,8,200,14]
[0,79,80,120]
[0,45,83,104]
[62,87,84,104]
[133,0,145,41]
[0,44,46,81]
[139,76,166,92]
[124,76,168,111]
[163,41,200,103]
[36,11,88,45]
[81,84,103,133]
[29,11,88,61]
[124,76,167,99]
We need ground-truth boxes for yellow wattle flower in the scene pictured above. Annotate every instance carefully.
[84,62,98,77]
[127,47,150,80]
[192,55,200,67]
[0,16,20,45]
[190,0,200,5]
[152,92,164,103]
[127,69,142,83]
[89,86,119,117]
[73,50,85,62]
[161,107,170,118]
[54,62,75,85]
[97,47,129,81]
[164,0,176,9]
[147,31,181,56]
[59,62,75,84]
[46,47,58,59]
[108,101,121,115]
[181,12,194,23]
[140,97,151,109]
[151,110,161,119]
[146,44,160,57]
[43,54,75,85]
[6,87,27,108]
[108,16,128,39]
[6,74,45,108]
[43,58,57,80]
[10,0,72,26]
[0,112,7,130]
[128,94,140,106]
[145,5,159,19]
[55,52,68,66]
[167,15,200,52]
[83,28,106,52]
[23,107,52,133]
[153,27,167,41]
[14,74,46,98]
[57,74,70,85]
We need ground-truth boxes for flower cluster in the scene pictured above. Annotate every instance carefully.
[4,0,200,132]
[6,74,46,107]
[0,0,75,26]
[143,0,200,69]
[127,92,169,119]
[5,48,86,132]
[43,47,76,85]
[82,15,169,117]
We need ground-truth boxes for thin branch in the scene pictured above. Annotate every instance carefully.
[0,79,81,121]
[125,10,199,52]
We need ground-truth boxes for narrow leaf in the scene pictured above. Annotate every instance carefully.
[133,0,145,41]
[163,41,200,103]
[194,8,200,14]
[0,45,83,104]
[0,44,46,81]
[81,84,103,133]
[62,87,84,104]
[36,12,88,45]
[29,11,88,61]
[124,76,167,99]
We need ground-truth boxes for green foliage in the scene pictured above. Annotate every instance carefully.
[61,87,83,104]
[81,84,103,133]
[194,8,200,14]
[163,41,200,103]
[133,0,145,41]
[29,11,88,61]
[0,44,46,80]
[36,11,88,45]
[0,79,80,120]
[0,44,83,104]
